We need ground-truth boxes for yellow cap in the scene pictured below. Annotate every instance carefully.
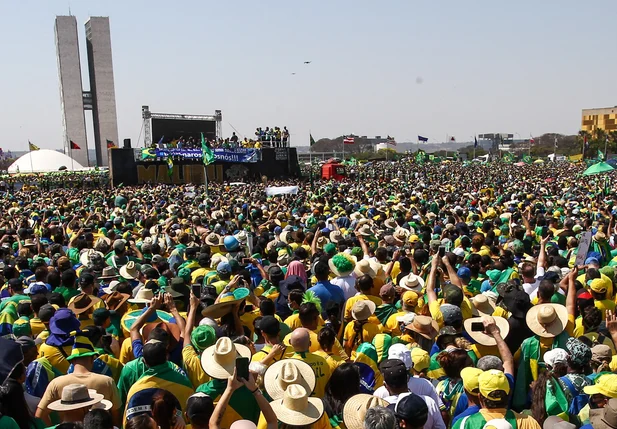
[590,278,609,294]
[409,235,419,243]
[479,369,510,399]
[460,367,483,395]
[583,373,617,398]
[410,347,430,372]
[402,291,419,308]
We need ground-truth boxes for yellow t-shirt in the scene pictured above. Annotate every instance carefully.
[284,314,325,331]
[30,318,46,338]
[283,328,348,361]
[182,345,210,389]
[290,351,331,398]
[429,296,473,328]
[595,299,616,320]
[38,343,72,374]
[313,350,343,374]
[191,268,213,284]
[344,294,382,322]
[343,321,383,356]
[472,408,541,429]
[251,344,295,366]
[240,311,259,337]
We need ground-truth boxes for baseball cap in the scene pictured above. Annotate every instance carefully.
[387,344,412,370]
[216,262,231,275]
[380,359,408,385]
[461,367,483,395]
[410,348,430,372]
[478,369,510,399]
[379,283,395,297]
[592,344,612,362]
[402,291,419,308]
[590,278,609,293]
[453,248,466,258]
[457,267,471,280]
[25,284,48,296]
[391,393,428,427]
[256,316,280,337]
[583,373,617,398]
[38,304,56,323]
[440,304,463,326]
[186,392,214,423]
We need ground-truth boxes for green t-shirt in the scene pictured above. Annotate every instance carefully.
[53,286,80,303]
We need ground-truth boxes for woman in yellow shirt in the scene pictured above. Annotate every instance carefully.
[343,300,383,357]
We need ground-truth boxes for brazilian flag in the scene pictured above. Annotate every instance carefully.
[141,148,156,160]
[166,156,174,178]
[523,155,532,164]
[415,150,426,164]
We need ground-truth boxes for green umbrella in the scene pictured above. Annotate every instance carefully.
[583,161,615,176]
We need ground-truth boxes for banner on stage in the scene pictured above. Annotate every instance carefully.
[141,148,260,163]
[265,186,299,196]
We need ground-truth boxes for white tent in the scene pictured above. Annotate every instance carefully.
[8,149,85,173]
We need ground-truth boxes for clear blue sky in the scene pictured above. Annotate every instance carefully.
[1,0,616,150]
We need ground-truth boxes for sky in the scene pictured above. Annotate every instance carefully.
[1,0,616,151]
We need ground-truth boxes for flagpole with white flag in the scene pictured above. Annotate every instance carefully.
[605,135,609,160]
[554,135,558,162]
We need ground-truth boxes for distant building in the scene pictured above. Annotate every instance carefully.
[477,133,514,152]
[582,106,617,133]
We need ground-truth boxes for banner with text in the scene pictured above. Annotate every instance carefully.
[141,148,260,163]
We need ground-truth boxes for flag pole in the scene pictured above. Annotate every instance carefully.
[553,135,557,162]
[28,141,34,173]
[473,135,476,160]
[605,135,609,160]
[342,136,345,161]
[309,131,313,192]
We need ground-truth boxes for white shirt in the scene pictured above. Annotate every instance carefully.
[523,266,545,300]
[382,392,446,429]
[374,377,444,409]
[331,275,357,301]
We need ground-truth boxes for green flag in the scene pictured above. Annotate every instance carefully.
[310,134,316,147]
[504,152,514,163]
[166,156,174,178]
[598,149,605,161]
[201,133,215,165]
[523,155,532,164]
[415,150,425,164]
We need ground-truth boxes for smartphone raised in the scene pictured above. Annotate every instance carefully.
[191,284,201,297]
[236,357,250,381]
[470,322,484,332]
[438,246,446,257]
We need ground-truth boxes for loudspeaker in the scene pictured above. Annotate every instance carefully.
[123,138,131,149]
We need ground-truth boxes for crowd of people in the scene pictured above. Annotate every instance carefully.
[0,160,616,429]
[255,127,290,148]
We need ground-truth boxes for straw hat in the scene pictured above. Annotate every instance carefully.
[200,337,251,379]
[471,294,496,316]
[399,273,425,292]
[526,303,568,338]
[351,300,376,321]
[357,225,373,237]
[316,236,330,249]
[47,384,112,411]
[98,267,119,280]
[343,394,389,429]
[200,289,248,319]
[464,316,510,346]
[205,233,222,247]
[406,315,439,340]
[128,288,154,304]
[384,218,397,230]
[79,249,104,267]
[269,384,324,426]
[119,261,140,280]
[354,259,377,278]
[329,231,343,243]
[264,360,316,400]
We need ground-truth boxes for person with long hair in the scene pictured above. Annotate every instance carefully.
[151,390,183,429]
[322,364,361,426]
[0,378,44,429]
[435,349,473,425]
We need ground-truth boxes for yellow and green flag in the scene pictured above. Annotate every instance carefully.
[201,132,215,165]
[166,156,174,178]
[28,141,40,151]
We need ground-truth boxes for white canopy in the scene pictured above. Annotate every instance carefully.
[8,149,85,173]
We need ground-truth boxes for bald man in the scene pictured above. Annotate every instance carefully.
[289,328,331,397]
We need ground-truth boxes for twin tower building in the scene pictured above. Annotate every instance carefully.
[55,16,119,167]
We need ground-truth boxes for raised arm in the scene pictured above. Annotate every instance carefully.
[442,255,462,288]
[426,254,440,304]
[209,370,243,429]
[565,266,579,318]
[483,316,514,377]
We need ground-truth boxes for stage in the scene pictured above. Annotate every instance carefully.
[108,147,300,187]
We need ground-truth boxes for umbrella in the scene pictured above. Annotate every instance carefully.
[583,161,615,176]
[533,159,545,164]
